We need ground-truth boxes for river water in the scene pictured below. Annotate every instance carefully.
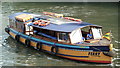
[0,2,119,67]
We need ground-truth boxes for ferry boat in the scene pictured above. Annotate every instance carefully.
[5,12,115,63]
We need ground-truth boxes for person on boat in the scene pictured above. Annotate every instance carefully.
[86,29,93,40]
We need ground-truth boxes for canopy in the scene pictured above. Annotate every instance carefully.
[32,22,102,32]
[9,12,102,32]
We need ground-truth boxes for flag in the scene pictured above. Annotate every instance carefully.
[102,32,111,41]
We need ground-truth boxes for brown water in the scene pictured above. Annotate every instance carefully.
[1,2,119,67]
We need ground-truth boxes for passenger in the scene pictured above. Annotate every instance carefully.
[86,34,92,39]
[86,29,93,40]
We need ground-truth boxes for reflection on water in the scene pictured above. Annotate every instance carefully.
[1,2,119,67]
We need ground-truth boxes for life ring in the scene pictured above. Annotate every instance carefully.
[5,28,10,34]
[33,20,41,25]
[51,46,58,54]
[36,42,42,51]
[15,34,20,42]
[33,22,39,25]
[39,21,50,26]
[25,39,30,47]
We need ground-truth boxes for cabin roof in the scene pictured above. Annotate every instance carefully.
[31,22,102,32]
[9,12,102,32]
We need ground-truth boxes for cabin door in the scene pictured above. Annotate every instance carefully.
[70,28,83,44]
[25,23,33,35]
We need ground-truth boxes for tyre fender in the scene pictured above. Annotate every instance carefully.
[25,39,30,47]
[5,28,10,34]
[15,35,20,42]
[36,42,42,51]
[51,46,58,54]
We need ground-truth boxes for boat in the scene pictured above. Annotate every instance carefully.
[5,12,115,63]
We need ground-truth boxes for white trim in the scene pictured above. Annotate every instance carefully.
[91,28,102,39]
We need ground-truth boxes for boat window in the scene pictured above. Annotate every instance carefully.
[25,23,33,35]
[39,29,57,37]
[81,27,91,40]
[33,28,58,40]
[58,33,69,42]
[81,27,90,32]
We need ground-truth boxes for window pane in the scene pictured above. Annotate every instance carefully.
[59,33,68,40]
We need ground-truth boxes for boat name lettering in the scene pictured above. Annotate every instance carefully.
[88,52,100,57]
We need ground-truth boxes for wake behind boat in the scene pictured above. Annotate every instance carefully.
[5,12,115,63]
